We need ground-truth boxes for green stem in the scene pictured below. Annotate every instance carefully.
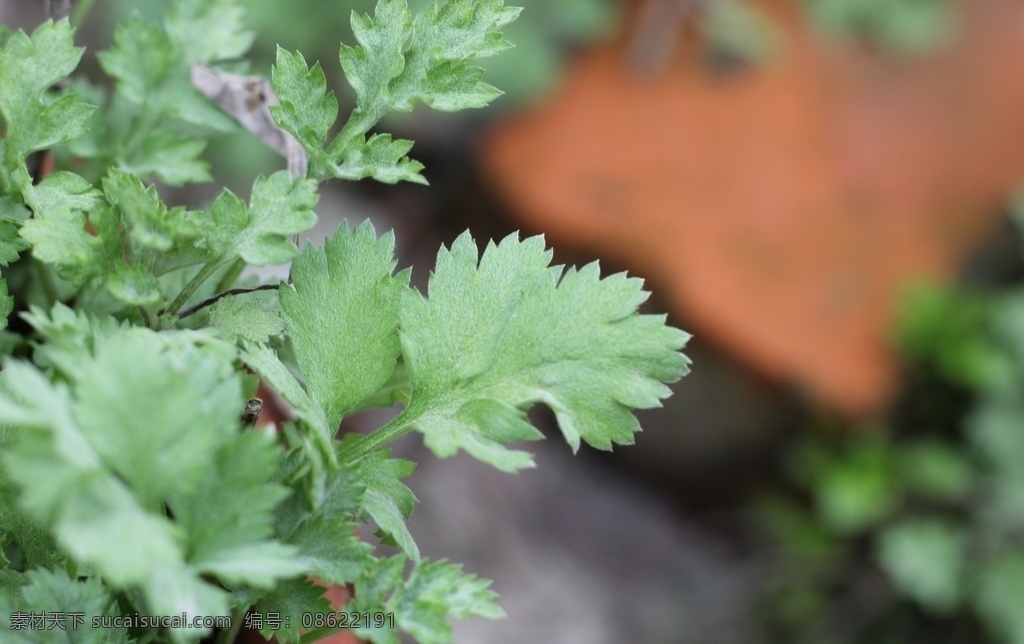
[70,0,97,28]
[33,260,57,307]
[325,108,377,160]
[215,605,249,644]
[177,283,279,320]
[338,411,416,464]
[213,257,247,294]
[160,260,222,324]
[118,109,159,167]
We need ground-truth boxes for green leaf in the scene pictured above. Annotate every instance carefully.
[210,297,285,343]
[274,463,374,586]
[144,565,230,641]
[350,439,419,560]
[97,17,173,106]
[18,201,123,286]
[289,516,374,586]
[269,47,338,172]
[24,170,102,214]
[170,432,305,588]
[18,171,114,285]
[349,361,412,413]
[106,262,162,306]
[271,0,519,184]
[0,332,242,639]
[348,555,404,644]
[20,303,128,380]
[103,167,205,253]
[0,195,30,222]
[0,486,63,570]
[338,0,517,119]
[281,220,409,430]
[239,343,336,489]
[0,20,94,189]
[395,232,690,471]
[123,130,211,186]
[207,171,318,266]
[254,577,332,643]
[807,0,953,55]
[0,362,185,587]
[901,441,973,502]
[15,570,129,643]
[0,221,26,267]
[334,134,427,185]
[0,281,11,332]
[976,553,1024,644]
[340,0,412,120]
[351,556,503,644]
[165,0,255,64]
[875,518,963,614]
[71,329,243,507]
[97,11,238,142]
[418,62,502,112]
[816,440,898,534]
[969,396,1024,518]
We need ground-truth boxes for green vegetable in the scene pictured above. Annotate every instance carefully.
[0,3,689,642]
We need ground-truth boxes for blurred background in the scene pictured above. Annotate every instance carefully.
[6,0,1024,642]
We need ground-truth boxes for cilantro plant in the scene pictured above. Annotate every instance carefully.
[0,1,690,642]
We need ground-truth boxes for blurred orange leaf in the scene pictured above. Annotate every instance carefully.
[482,0,1024,416]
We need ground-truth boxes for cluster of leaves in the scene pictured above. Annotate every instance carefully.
[0,1,689,643]
[111,0,615,108]
[755,270,1024,643]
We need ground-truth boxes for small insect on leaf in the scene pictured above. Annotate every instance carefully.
[241,397,264,427]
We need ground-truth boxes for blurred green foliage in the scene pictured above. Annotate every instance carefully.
[99,0,614,190]
[701,0,779,66]
[756,211,1024,643]
[804,0,954,54]
[107,0,614,106]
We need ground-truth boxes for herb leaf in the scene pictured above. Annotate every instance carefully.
[271,0,519,184]
[281,221,409,430]
[0,20,93,192]
[396,232,691,471]
[350,556,503,644]
[207,171,318,266]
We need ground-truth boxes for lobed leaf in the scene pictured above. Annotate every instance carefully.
[350,556,503,644]
[0,20,94,190]
[269,47,338,173]
[97,18,173,105]
[346,437,420,560]
[0,362,185,588]
[124,130,210,186]
[271,0,518,185]
[207,171,318,266]
[18,200,123,286]
[209,297,285,343]
[10,570,129,643]
[254,578,332,643]
[0,221,27,267]
[281,220,409,430]
[170,431,305,588]
[165,0,255,64]
[397,232,691,471]
[333,134,427,185]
